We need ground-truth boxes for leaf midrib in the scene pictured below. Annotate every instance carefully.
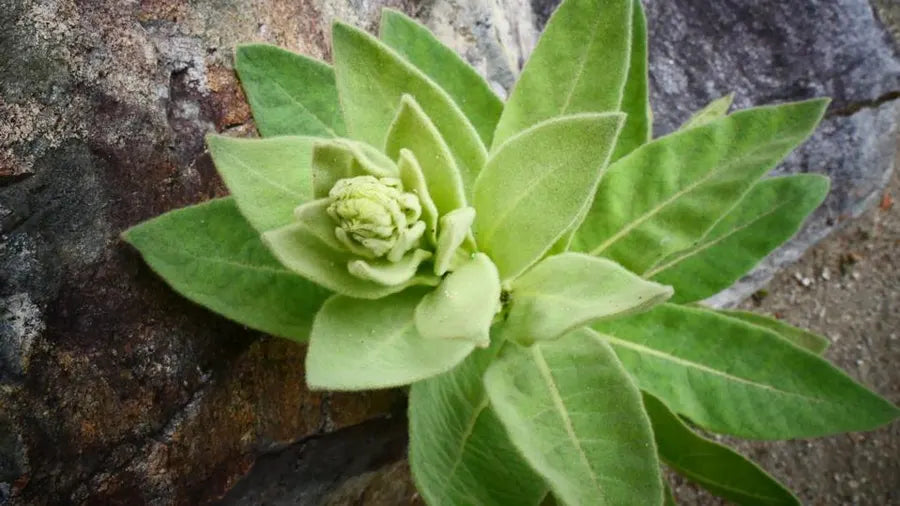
[262,67,338,137]
[478,161,565,247]
[218,150,306,201]
[643,199,790,277]
[559,14,604,115]
[590,329,826,405]
[144,238,292,276]
[588,135,803,257]
[532,345,608,504]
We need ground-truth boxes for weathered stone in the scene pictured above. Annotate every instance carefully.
[0,0,410,504]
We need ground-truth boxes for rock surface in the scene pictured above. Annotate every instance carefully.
[0,0,897,505]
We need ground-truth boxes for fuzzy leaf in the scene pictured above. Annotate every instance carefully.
[574,99,829,274]
[234,43,345,137]
[612,0,651,162]
[474,113,624,281]
[643,393,800,506]
[433,207,475,276]
[348,249,433,286]
[718,310,829,355]
[122,198,329,341]
[409,340,548,506]
[379,9,503,147]
[397,149,439,243]
[206,135,316,232]
[263,201,437,299]
[492,0,633,150]
[311,138,398,199]
[484,329,663,506]
[504,253,672,344]
[647,174,829,303]
[681,93,735,130]
[385,95,468,209]
[305,290,475,390]
[592,304,900,439]
[415,253,499,347]
[331,22,487,181]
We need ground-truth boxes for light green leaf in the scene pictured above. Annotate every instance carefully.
[331,22,487,182]
[305,290,475,390]
[505,253,672,344]
[484,328,664,506]
[348,249,433,286]
[206,134,316,232]
[474,113,624,281]
[592,304,900,439]
[681,93,735,130]
[574,99,829,274]
[643,392,800,506]
[409,339,548,506]
[646,174,829,303]
[122,198,329,341]
[311,138,399,199]
[434,206,475,276]
[612,0,651,162]
[491,0,633,150]
[397,149,439,244]
[718,310,829,355]
[379,9,503,147]
[234,43,345,137]
[415,253,499,347]
[263,203,437,299]
[385,95,468,210]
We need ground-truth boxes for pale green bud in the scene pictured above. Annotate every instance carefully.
[327,175,425,261]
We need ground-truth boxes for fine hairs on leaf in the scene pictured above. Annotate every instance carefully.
[122,0,900,504]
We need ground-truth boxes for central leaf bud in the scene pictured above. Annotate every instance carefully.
[327,175,426,262]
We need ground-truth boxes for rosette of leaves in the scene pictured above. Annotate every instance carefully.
[123,0,899,504]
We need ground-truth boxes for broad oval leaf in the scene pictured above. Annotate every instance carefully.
[491,0,633,150]
[385,95,468,210]
[474,113,624,281]
[331,22,487,182]
[643,392,800,506]
[415,253,500,347]
[305,289,474,390]
[717,310,829,355]
[207,134,316,233]
[379,9,503,147]
[484,329,664,506]
[234,43,345,137]
[122,198,329,342]
[646,174,830,303]
[574,99,829,274]
[409,339,548,506]
[505,253,672,344]
[681,93,735,130]
[611,0,651,162]
[263,203,438,299]
[592,304,900,439]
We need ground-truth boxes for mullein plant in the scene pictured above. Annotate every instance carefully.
[123,0,899,504]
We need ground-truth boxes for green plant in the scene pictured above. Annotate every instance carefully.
[123,0,899,504]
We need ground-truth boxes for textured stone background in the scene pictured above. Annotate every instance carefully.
[1,0,897,504]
